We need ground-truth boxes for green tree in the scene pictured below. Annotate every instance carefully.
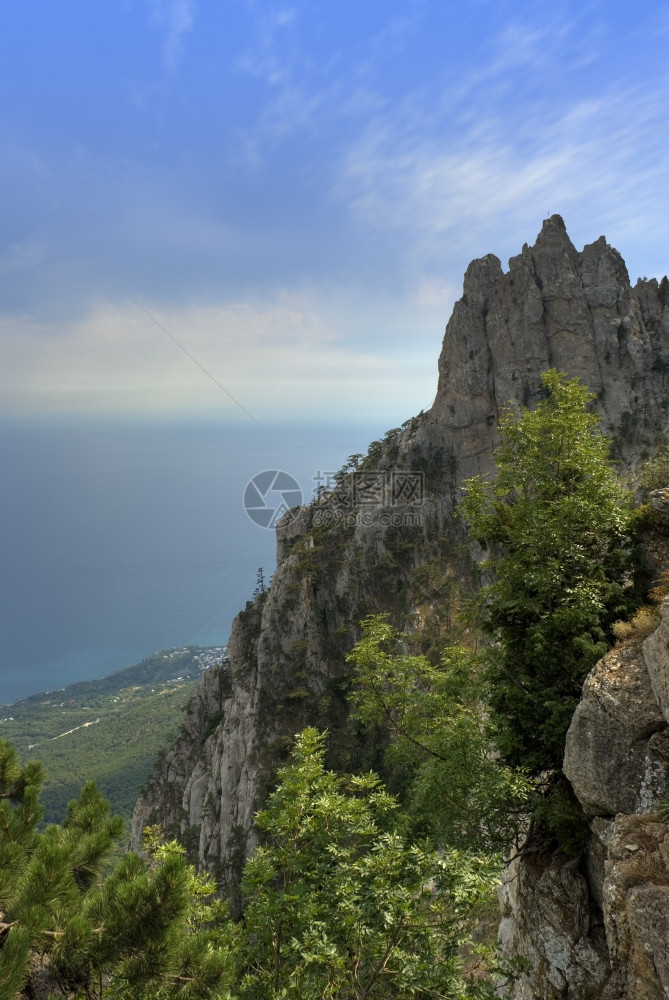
[0,739,236,1000]
[639,441,669,495]
[347,616,530,854]
[458,370,637,779]
[236,728,499,1000]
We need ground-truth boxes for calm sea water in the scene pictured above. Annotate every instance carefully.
[0,418,381,704]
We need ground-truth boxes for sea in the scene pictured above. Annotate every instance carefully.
[0,418,382,705]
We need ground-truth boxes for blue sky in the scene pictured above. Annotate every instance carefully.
[2,0,669,428]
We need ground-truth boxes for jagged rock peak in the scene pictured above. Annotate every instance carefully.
[430,215,669,480]
[132,218,669,945]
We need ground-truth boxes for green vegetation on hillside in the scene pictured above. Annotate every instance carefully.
[348,617,530,854]
[0,648,225,822]
[1,730,510,999]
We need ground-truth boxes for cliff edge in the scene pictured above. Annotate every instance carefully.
[499,490,669,999]
[132,217,669,967]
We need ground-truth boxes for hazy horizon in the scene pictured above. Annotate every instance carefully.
[0,418,387,705]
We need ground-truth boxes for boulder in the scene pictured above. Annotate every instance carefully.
[563,642,668,817]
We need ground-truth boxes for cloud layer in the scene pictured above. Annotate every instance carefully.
[0,297,435,424]
[1,1,668,422]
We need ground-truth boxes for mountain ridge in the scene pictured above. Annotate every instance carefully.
[132,217,669,995]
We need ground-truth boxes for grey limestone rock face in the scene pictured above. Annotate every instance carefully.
[498,851,609,1000]
[431,215,669,483]
[133,216,669,989]
[601,815,669,1000]
[563,599,669,824]
[563,640,668,817]
[503,583,669,998]
[643,595,669,722]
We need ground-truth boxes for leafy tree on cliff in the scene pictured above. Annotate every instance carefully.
[457,369,637,779]
[0,739,237,1000]
[235,727,500,1000]
[347,616,530,854]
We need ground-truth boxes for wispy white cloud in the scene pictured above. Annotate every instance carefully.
[4,0,669,430]
[231,2,602,158]
[482,10,602,78]
[230,4,401,156]
[149,0,195,71]
[233,6,298,87]
[0,296,433,423]
[335,73,669,286]
[231,5,335,153]
[354,8,425,81]
[226,0,646,276]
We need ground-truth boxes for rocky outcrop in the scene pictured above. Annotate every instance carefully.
[499,807,669,1000]
[132,217,669,947]
[600,815,669,1000]
[498,851,608,998]
[430,216,669,478]
[563,640,668,818]
[498,593,669,999]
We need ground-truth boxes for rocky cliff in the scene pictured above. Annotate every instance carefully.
[132,216,669,980]
[499,490,669,999]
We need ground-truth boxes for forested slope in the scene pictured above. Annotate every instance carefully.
[1,647,224,821]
